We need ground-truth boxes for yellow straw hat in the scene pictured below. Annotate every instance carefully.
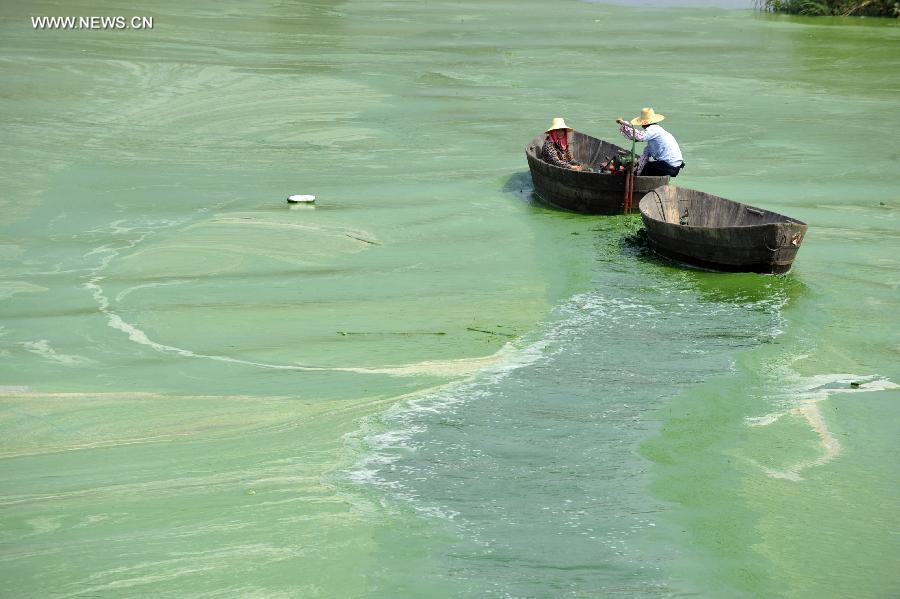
[545,117,573,133]
[630,107,665,126]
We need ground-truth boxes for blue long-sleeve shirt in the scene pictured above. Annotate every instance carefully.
[619,123,683,174]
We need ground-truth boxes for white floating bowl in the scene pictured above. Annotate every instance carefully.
[287,194,316,204]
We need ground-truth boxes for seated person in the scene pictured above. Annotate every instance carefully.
[542,117,583,171]
[615,108,684,177]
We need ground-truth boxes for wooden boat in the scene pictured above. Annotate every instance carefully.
[525,130,670,214]
[639,185,807,274]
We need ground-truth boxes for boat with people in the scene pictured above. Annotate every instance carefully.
[638,185,808,274]
[525,130,670,214]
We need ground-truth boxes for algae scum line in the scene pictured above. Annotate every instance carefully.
[2,0,899,597]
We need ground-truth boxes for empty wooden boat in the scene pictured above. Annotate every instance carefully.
[639,185,807,274]
[525,131,670,214]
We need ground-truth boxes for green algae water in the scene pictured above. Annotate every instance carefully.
[1,1,898,596]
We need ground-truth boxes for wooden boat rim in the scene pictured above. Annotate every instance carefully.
[639,186,808,230]
[526,131,661,180]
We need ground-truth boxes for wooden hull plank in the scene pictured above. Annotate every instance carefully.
[639,185,807,274]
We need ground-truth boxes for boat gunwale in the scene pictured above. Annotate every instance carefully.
[525,133,668,183]
[639,186,808,231]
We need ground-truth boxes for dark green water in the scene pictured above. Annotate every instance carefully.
[1,1,898,597]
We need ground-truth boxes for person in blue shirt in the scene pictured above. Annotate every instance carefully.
[616,108,685,177]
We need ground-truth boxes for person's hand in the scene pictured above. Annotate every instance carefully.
[616,117,627,125]
[572,165,583,171]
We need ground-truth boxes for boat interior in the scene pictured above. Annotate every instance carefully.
[641,186,806,228]
[528,131,631,171]
[570,131,632,169]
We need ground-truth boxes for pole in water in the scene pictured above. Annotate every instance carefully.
[287,194,316,204]
[623,122,637,214]
[624,167,633,213]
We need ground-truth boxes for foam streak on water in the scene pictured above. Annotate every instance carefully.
[746,373,898,481]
